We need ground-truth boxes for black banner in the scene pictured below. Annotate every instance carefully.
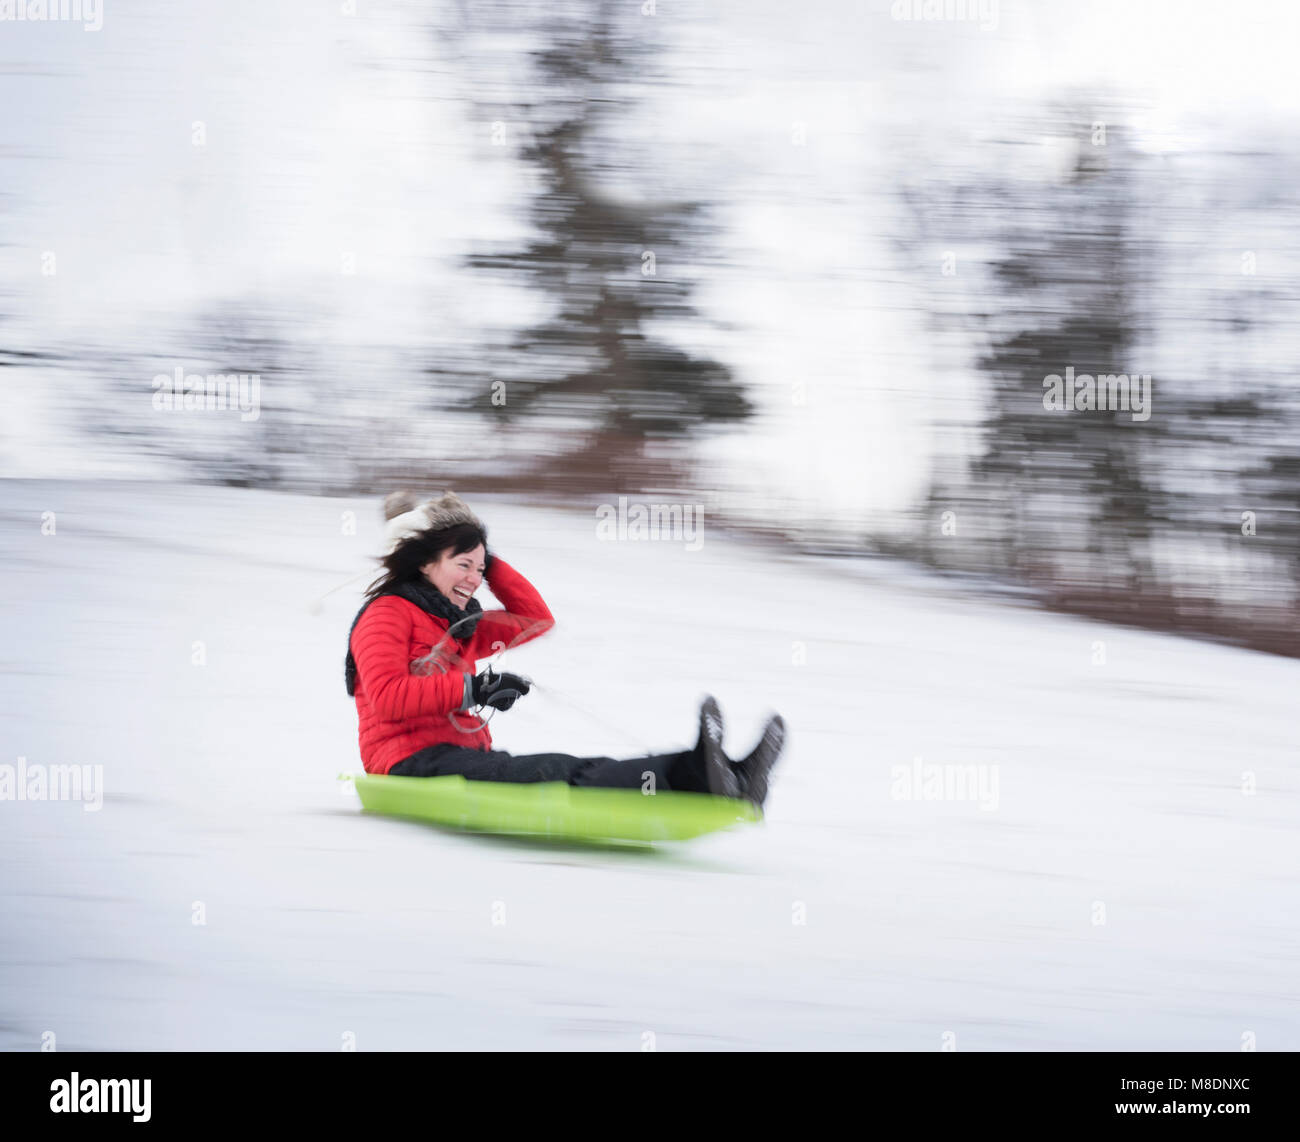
[0,1050,1287,1130]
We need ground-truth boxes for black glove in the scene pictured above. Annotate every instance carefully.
[483,548,495,575]
[470,665,531,711]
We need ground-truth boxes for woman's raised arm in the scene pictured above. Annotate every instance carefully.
[466,556,555,658]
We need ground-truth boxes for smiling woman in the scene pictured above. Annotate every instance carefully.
[343,491,786,808]
[426,543,484,608]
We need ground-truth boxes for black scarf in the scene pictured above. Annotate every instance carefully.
[345,577,484,696]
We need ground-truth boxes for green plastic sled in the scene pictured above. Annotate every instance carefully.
[349,772,761,844]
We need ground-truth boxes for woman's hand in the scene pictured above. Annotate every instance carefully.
[469,665,531,711]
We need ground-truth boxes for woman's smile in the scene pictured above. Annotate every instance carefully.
[421,543,486,607]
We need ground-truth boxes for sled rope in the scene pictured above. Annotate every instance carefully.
[413,612,656,753]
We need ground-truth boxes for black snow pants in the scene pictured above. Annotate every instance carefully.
[388,739,710,793]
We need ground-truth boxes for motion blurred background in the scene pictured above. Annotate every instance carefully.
[3,0,1298,651]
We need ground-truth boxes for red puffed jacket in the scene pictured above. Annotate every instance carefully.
[350,558,555,774]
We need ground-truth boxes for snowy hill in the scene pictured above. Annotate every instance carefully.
[1,481,1295,1050]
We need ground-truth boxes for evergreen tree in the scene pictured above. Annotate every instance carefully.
[461,7,751,451]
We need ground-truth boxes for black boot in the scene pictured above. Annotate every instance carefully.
[735,715,786,809]
[697,695,742,799]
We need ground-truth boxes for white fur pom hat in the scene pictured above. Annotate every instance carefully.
[307,490,486,615]
[382,490,485,555]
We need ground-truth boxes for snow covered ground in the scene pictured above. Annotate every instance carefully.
[1,480,1296,1051]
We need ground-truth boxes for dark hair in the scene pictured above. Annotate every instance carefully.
[363,521,488,602]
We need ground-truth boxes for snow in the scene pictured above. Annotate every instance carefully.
[1,480,1297,1050]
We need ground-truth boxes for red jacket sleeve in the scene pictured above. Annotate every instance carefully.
[466,557,556,660]
[351,596,467,720]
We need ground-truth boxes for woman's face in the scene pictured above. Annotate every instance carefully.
[421,544,486,606]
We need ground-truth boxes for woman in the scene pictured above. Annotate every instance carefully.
[345,491,785,807]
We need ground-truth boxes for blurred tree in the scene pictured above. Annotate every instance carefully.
[456,3,751,478]
[903,105,1167,597]
[159,299,319,489]
[1244,444,1300,608]
[897,105,1300,656]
